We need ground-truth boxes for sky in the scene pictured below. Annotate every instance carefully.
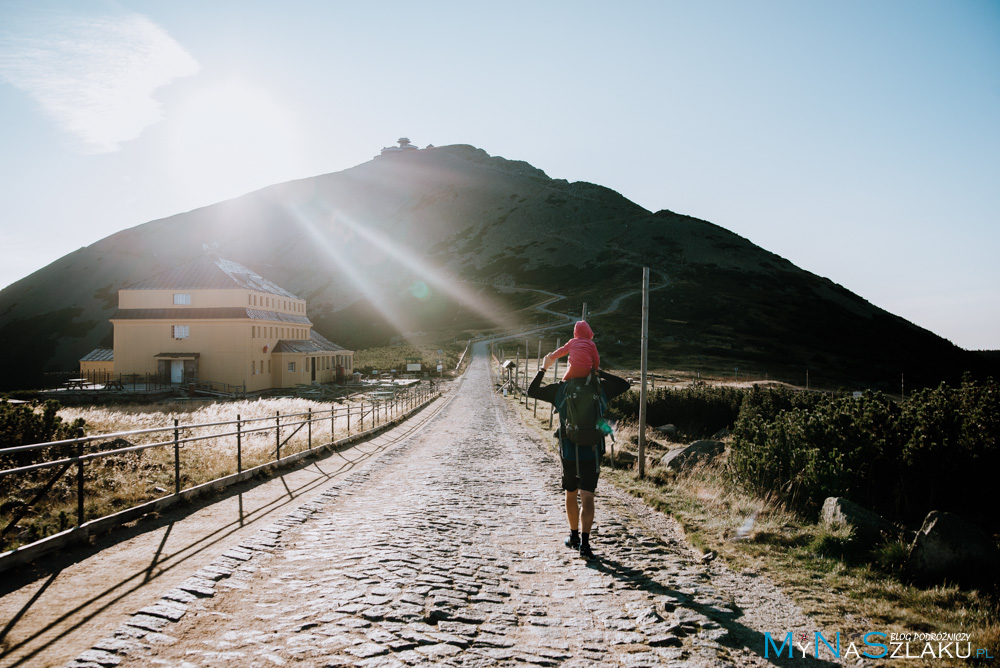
[0,0,998,350]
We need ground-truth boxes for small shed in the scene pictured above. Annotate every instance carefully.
[80,348,114,378]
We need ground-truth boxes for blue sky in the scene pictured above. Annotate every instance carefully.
[1,0,998,349]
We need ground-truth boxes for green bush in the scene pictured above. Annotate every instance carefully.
[608,384,745,440]
[728,376,999,530]
[736,384,827,424]
[729,391,902,515]
[0,398,86,469]
[896,374,999,525]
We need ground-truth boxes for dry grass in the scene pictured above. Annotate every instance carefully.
[2,393,410,551]
[506,392,1000,666]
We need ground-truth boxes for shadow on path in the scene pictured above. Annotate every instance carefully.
[588,552,842,667]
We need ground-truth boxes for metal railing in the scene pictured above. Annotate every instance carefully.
[48,370,175,392]
[46,371,250,395]
[0,381,437,556]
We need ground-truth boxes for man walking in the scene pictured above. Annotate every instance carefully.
[527,354,630,560]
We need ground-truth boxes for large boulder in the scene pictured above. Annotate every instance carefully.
[906,511,1000,585]
[658,440,725,472]
[820,497,896,544]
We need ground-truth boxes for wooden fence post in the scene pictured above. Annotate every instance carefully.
[534,338,541,416]
[77,441,85,526]
[173,418,181,494]
[548,338,560,429]
[236,414,242,473]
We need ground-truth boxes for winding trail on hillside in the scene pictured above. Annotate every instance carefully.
[488,272,671,345]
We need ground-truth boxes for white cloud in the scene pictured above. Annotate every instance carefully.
[0,13,199,153]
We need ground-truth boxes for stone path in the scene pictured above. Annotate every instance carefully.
[66,348,827,667]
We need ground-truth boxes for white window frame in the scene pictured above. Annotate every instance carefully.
[173,293,191,305]
[172,325,190,339]
[288,362,296,372]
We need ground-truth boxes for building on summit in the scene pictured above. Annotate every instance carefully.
[378,137,434,157]
[83,254,353,392]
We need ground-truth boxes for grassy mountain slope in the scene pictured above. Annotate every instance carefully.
[0,144,991,391]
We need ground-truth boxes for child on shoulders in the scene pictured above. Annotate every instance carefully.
[545,320,600,381]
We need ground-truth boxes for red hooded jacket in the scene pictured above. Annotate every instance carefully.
[550,321,600,380]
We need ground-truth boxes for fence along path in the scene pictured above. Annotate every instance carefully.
[0,385,447,668]
[0,382,435,568]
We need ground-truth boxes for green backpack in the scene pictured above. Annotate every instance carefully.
[560,373,607,447]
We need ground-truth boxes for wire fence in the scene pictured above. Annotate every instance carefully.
[0,382,437,556]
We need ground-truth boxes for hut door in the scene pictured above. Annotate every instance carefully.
[170,360,184,383]
[311,357,316,382]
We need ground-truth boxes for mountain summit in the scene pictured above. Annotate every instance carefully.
[0,144,989,390]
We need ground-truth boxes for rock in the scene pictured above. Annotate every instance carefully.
[655,424,677,440]
[658,440,725,472]
[604,449,637,466]
[906,511,1000,585]
[820,497,896,544]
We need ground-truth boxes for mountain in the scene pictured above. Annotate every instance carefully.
[0,144,992,391]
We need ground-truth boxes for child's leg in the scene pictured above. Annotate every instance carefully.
[561,364,591,380]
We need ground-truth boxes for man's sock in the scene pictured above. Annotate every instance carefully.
[565,529,581,549]
[579,532,595,559]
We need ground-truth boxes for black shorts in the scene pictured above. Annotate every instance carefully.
[561,455,600,493]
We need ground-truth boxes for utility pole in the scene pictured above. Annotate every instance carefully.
[638,268,649,478]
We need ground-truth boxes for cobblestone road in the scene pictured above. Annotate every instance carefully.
[68,349,821,667]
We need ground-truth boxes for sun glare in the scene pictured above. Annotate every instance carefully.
[166,79,303,201]
[329,211,511,328]
[286,200,511,344]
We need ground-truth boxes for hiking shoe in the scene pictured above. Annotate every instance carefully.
[565,534,581,550]
[579,543,596,561]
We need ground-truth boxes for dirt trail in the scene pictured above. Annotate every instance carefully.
[0,394,453,668]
